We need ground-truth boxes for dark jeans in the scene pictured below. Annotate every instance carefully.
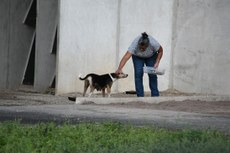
[132,55,159,97]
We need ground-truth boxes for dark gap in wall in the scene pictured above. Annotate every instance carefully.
[24,0,36,27]
[51,28,57,54]
[50,76,55,88]
[23,36,35,85]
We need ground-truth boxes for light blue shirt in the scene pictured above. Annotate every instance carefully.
[128,35,161,58]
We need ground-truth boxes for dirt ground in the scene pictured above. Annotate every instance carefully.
[107,101,230,115]
[0,88,230,116]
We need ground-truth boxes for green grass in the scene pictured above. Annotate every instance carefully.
[0,121,230,153]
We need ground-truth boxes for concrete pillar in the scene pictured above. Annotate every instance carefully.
[0,0,35,90]
[34,0,58,92]
[0,0,10,89]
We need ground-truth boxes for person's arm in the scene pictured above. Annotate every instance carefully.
[115,51,132,74]
[154,46,163,69]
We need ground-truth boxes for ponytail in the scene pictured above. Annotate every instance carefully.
[141,32,148,39]
[138,32,149,47]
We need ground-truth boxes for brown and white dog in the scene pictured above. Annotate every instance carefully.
[68,72,128,101]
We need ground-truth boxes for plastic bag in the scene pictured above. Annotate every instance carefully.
[143,66,165,75]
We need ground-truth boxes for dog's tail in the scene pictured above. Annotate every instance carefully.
[78,73,93,80]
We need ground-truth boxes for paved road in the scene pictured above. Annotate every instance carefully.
[0,104,230,134]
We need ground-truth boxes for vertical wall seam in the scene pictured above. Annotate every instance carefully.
[34,0,38,89]
[6,0,11,89]
[115,0,121,92]
[55,0,60,94]
[169,0,179,90]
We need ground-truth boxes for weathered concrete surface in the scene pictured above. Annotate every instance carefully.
[0,0,58,92]
[57,0,173,94]
[35,0,58,92]
[58,0,230,96]
[0,0,34,89]
[58,0,120,94]
[75,95,230,105]
[173,0,230,95]
[0,0,9,89]
[118,0,174,92]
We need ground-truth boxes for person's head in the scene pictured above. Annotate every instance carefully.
[138,32,149,51]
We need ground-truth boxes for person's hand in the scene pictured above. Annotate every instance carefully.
[115,69,123,74]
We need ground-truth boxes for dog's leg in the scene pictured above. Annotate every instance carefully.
[106,85,111,98]
[102,88,105,97]
[88,86,95,97]
[83,80,90,97]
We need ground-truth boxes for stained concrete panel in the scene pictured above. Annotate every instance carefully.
[35,0,58,92]
[57,0,174,94]
[58,0,230,95]
[118,0,174,92]
[0,0,34,90]
[8,0,35,88]
[0,0,9,89]
[57,0,119,94]
[173,0,230,95]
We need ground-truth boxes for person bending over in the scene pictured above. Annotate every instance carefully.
[115,32,163,97]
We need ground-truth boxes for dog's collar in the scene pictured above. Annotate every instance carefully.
[109,73,116,82]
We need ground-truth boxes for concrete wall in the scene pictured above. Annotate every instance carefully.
[0,0,58,92]
[2,0,229,95]
[118,0,173,92]
[35,0,58,92]
[0,0,9,89]
[172,0,230,95]
[57,0,173,94]
[0,0,34,90]
[58,0,120,94]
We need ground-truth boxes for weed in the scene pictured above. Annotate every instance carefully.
[0,121,229,153]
